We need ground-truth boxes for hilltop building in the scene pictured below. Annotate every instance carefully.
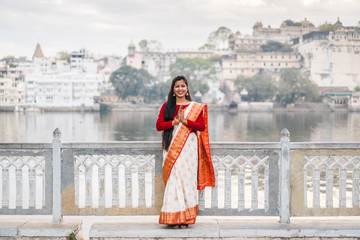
[228,31,268,52]
[221,52,302,88]
[292,30,360,90]
[252,18,318,42]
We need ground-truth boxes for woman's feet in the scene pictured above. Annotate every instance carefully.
[167,224,188,229]
[179,224,188,229]
[167,224,179,229]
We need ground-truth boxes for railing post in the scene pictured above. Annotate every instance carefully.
[52,128,63,223]
[280,128,290,223]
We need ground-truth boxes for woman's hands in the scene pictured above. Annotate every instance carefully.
[173,106,187,126]
[177,106,187,125]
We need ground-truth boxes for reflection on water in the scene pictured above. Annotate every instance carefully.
[1,111,360,143]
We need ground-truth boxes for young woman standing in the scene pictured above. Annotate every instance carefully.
[156,75,215,229]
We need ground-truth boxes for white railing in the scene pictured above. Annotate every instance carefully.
[1,129,360,224]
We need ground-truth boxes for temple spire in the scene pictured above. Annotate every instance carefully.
[32,43,45,61]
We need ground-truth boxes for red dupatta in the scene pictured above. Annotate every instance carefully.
[162,102,215,190]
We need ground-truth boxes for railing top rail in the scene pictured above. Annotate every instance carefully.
[60,141,281,150]
[61,141,162,150]
[1,141,359,150]
[0,143,52,150]
[210,142,280,149]
[291,142,360,149]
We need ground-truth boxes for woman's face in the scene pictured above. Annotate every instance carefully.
[173,80,188,98]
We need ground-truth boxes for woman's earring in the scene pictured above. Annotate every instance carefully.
[173,93,175,96]
[186,92,189,96]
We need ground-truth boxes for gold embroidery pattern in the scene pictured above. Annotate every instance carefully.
[159,205,198,225]
[162,103,204,185]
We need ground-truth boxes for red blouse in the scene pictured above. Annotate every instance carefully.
[156,102,205,132]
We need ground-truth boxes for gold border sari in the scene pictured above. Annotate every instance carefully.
[159,102,215,225]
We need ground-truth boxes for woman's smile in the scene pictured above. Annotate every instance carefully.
[174,80,187,98]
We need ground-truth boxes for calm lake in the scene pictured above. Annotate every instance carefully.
[1,110,360,143]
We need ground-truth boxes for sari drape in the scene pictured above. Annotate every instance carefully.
[159,102,215,225]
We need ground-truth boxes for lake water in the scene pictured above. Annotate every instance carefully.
[1,110,360,143]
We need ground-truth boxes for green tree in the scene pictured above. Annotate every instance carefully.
[261,41,292,52]
[318,23,341,32]
[56,51,71,63]
[283,19,314,27]
[169,57,217,95]
[276,69,320,104]
[1,55,15,64]
[207,26,233,50]
[354,85,360,92]
[138,39,163,52]
[284,19,302,26]
[110,66,156,101]
[144,80,170,102]
[234,74,276,102]
[198,43,216,51]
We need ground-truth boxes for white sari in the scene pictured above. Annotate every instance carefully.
[159,102,199,225]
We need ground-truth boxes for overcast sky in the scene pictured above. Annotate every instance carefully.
[1,0,359,59]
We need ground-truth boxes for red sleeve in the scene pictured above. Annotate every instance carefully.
[187,109,205,131]
[156,102,173,131]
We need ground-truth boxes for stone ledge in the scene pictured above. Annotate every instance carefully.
[0,218,82,239]
[89,216,360,239]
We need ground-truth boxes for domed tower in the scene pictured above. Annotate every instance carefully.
[301,18,310,29]
[128,41,136,57]
[253,21,263,36]
[334,17,343,29]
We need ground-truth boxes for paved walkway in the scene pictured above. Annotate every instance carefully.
[1,216,360,239]
[88,216,360,239]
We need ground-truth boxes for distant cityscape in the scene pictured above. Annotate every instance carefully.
[1,18,360,111]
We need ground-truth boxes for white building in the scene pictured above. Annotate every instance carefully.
[221,52,302,80]
[20,44,101,109]
[0,67,26,106]
[25,70,99,108]
[293,31,360,90]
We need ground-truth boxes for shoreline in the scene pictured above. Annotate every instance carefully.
[1,102,359,112]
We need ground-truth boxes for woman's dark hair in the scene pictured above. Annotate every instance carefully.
[162,75,192,151]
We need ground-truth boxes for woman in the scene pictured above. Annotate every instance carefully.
[156,75,215,229]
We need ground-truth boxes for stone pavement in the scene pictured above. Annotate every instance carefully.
[1,216,360,240]
[88,216,360,239]
[0,216,82,239]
